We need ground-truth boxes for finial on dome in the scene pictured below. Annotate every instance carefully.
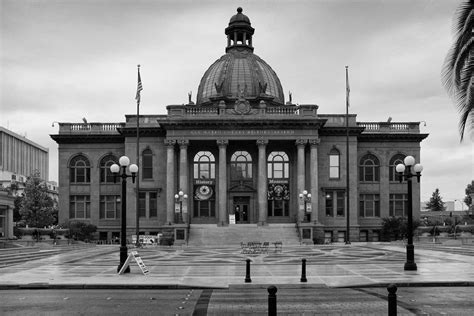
[237,7,243,13]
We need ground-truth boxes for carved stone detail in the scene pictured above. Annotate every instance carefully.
[256,138,269,146]
[164,139,176,147]
[216,139,229,147]
[295,139,308,146]
[309,138,321,146]
[177,138,190,147]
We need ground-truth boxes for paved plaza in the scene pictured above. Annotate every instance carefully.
[1,242,474,314]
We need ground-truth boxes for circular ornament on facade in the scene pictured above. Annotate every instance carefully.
[195,185,213,200]
[234,99,251,114]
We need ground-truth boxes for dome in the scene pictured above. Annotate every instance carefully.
[229,7,251,24]
[195,8,285,106]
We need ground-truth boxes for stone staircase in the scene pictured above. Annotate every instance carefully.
[187,223,300,246]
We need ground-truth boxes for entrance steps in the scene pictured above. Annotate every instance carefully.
[187,223,300,246]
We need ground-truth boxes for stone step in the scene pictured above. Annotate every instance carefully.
[188,224,300,246]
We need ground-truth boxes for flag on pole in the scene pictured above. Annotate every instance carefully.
[136,65,143,102]
[345,66,350,108]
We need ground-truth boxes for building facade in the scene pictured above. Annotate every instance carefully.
[51,8,428,243]
[0,126,57,239]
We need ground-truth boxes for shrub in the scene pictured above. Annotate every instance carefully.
[61,221,97,241]
[381,217,420,241]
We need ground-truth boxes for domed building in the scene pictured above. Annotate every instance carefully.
[52,8,427,245]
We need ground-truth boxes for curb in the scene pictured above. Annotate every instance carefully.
[1,281,473,290]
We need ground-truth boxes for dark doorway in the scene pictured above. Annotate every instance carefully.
[233,196,250,223]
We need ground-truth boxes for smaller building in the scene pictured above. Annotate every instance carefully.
[0,188,14,239]
[0,126,57,237]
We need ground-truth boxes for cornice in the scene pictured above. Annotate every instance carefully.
[358,133,429,142]
[158,118,327,130]
[50,134,124,144]
[318,127,365,136]
[117,127,166,137]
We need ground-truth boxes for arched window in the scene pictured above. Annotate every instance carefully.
[329,148,340,179]
[69,155,91,183]
[100,155,117,183]
[230,151,252,180]
[389,154,405,182]
[193,151,216,218]
[142,148,153,179]
[267,151,290,217]
[267,151,289,179]
[193,151,215,179]
[359,154,380,182]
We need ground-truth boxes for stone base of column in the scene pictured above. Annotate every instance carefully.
[217,221,228,227]
[257,221,268,226]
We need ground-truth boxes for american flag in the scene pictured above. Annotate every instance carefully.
[136,65,143,102]
[345,66,350,108]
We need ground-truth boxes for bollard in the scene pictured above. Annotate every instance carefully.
[268,285,277,316]
[245,259,252,283]
[387,284,397,316]
[300,258,307,282]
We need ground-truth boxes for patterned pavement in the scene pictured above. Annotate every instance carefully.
[1,242,474,289]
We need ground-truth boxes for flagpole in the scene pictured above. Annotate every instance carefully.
[135,64,141,247]
[345,65,351,245]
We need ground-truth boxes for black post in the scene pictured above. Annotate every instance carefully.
[404,168,417,271]
[300,258,307,282]
[268,285,277,316]
[118,169,130,273]
[387,284,397,316]
[245,259,252,283]
[345,66,351,245]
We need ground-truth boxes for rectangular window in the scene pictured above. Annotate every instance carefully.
[389,194,408,217]
[359,194,380,217]
[329,155,339,179]
[273,163,283,178]
[100,168,115,183]
[193,200,216,217]
[325,190,345,217]
[143,157,153,179]
[336,191,345,216]
[100,195,120,219]
[325,193,333,217]
[389,166,397,182]
[139,192,146,217]
[149,192,157,217]
[69,195,90,219]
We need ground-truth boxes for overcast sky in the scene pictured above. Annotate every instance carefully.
[1,0,472,207]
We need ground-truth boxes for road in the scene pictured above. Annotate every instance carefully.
[1,287,473,315]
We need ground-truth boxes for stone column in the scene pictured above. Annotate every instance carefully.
[178,139,190,224]
[257,138,269,225]
[165,139,176,224]
[309,138,320,223]
[217,139,229,226]
[296,139,307,223]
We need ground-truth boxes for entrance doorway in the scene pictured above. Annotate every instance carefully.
[233,196,250,223]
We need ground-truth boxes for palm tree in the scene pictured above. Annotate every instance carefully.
[442,0,473,141]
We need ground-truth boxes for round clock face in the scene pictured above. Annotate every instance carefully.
[195,185,213,200]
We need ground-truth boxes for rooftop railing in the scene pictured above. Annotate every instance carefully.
[357,122,420,133]
[167,104,316,117]
[58,123,125,134]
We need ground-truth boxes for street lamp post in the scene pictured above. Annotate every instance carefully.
[396,155,423,271]
[299,190,311,222]
[174,190,188,223]
[111,156,138,273]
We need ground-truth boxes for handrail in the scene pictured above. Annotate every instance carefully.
[295,220,302,244]
[185,223,190,246]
